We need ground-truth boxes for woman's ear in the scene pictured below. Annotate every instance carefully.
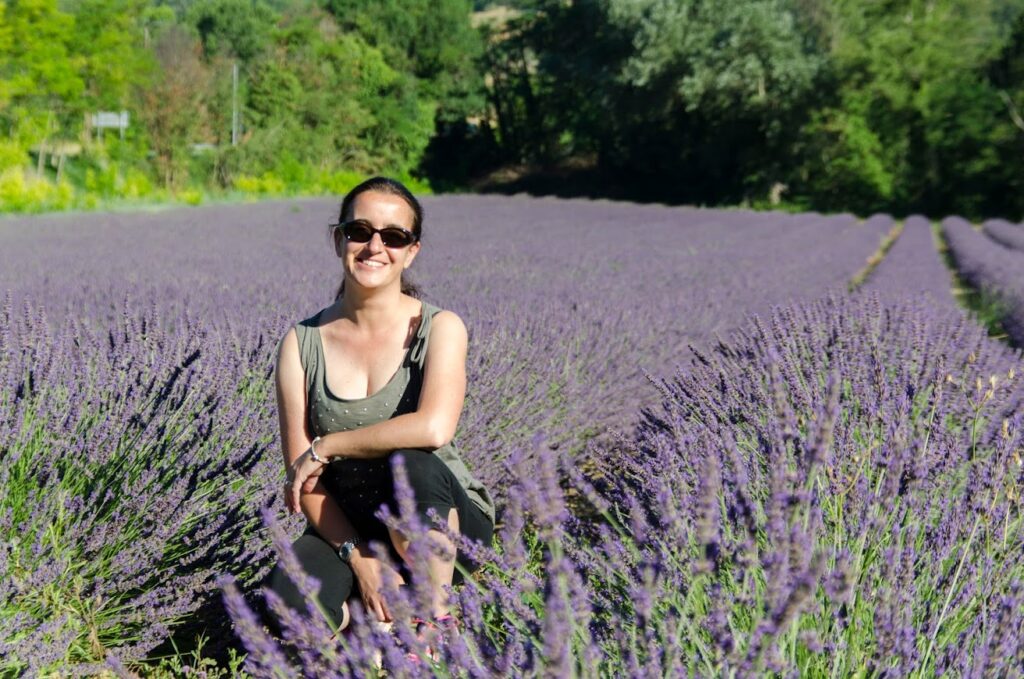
[403,241,421,269]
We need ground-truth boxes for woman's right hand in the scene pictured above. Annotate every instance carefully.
[349,548,406,623]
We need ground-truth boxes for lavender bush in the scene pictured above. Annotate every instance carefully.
[859,215,958,312]
[942,216,1024,346]
[225,294,1024,676]
[0,295,283,675]
[982,218,1024,253]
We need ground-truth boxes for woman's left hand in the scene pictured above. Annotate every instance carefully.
[285,448,328,513]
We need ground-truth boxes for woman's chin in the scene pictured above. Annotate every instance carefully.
[346,273,398,291]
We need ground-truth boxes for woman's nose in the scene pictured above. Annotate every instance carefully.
[367,232,385,252]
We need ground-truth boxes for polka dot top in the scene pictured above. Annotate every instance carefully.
[294,300,495,524]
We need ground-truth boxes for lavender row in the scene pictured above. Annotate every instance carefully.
[859,215,960,311]
[942,216,1024,345]
[222,294,1024,676]
[982,218,1024,252]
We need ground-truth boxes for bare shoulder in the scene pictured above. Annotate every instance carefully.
[430,309,468,340]
[276,326,299,361]
[275,326,303,384]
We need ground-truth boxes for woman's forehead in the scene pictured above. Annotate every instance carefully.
[351,191,415,227]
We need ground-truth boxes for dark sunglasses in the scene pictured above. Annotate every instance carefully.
[334,219,419,248]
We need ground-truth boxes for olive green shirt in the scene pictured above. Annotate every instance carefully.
[294,300,495,524]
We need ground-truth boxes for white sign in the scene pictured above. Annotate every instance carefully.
[91,111,130,129]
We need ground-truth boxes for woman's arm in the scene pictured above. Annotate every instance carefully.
[316,310,469,461]
[275,327,360,549]
[278,328,406,622]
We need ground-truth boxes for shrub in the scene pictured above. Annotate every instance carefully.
[233,173,287,196]
[179,188,204,205]
[0,168,75,213]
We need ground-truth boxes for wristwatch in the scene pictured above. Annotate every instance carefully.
[338,538,361,563]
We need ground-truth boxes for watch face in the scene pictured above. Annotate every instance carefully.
[340,542,354,562]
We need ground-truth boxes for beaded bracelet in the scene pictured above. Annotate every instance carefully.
[310,436,328,464]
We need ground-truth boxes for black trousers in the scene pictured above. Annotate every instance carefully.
[265,449,494,629]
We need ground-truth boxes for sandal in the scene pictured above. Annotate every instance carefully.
[368,620,394,670]
[405,614,459,664]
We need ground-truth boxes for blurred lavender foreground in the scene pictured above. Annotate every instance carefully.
[1,198,1022,675]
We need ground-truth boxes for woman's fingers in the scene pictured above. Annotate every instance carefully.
[366,593,386,623]
[285,451,328,511]
[301,464,324,493]
[282,480,295,513]
[290,475,303,513]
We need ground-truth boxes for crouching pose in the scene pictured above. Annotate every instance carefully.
[267,176,495,639]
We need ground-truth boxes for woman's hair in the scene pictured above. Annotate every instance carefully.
[333,176,422,300]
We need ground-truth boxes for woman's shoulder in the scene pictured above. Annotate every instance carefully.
[414,297,462,327]
[277,307,328,354]
[296,306,329,329]
[423,307,467,343]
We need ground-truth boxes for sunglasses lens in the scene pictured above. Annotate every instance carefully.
[343,222,373,243]
[380,228,414,248]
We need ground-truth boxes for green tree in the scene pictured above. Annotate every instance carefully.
[0,0,84,167]
[795,0,1024,217]
[498,0,823,203]
[66,0,154,112]
[0,1,12,112]
[136,24,211,188]
[186,0,277,62]
[324,0,486,122]
[236,5,433,181]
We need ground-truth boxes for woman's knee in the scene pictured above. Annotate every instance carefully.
[389,449,451,495]
[267,533,354,629]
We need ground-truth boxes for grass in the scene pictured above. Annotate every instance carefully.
[848,220,904,292]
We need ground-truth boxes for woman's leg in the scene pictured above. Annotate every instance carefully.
[385,449,495,617]
[388,507,459,617]
[265,525,356,632]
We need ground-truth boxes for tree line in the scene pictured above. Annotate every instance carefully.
[2,0,1023,219]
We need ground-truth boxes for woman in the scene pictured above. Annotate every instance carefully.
[267,176,495,639]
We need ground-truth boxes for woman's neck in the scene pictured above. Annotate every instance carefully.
[335,284,408,332]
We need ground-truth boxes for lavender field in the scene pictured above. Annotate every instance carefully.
[2,196,1024,676]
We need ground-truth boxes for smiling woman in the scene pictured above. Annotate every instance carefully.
[265,176,495,656]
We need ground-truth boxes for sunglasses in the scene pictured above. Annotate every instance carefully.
[335,219,419,249]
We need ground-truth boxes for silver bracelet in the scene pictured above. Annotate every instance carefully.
[310,436,328,464]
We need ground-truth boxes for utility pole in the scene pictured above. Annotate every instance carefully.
[231,62,239,146]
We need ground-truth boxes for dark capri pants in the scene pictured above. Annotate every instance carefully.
[263,449,493,630]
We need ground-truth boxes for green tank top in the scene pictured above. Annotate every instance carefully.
[294,300,495,524]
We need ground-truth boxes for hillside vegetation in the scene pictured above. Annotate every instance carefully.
[1,0,1023,219]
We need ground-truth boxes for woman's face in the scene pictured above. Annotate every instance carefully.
[335,190,420,292]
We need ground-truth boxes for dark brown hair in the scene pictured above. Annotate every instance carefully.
[332,176,422,300]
